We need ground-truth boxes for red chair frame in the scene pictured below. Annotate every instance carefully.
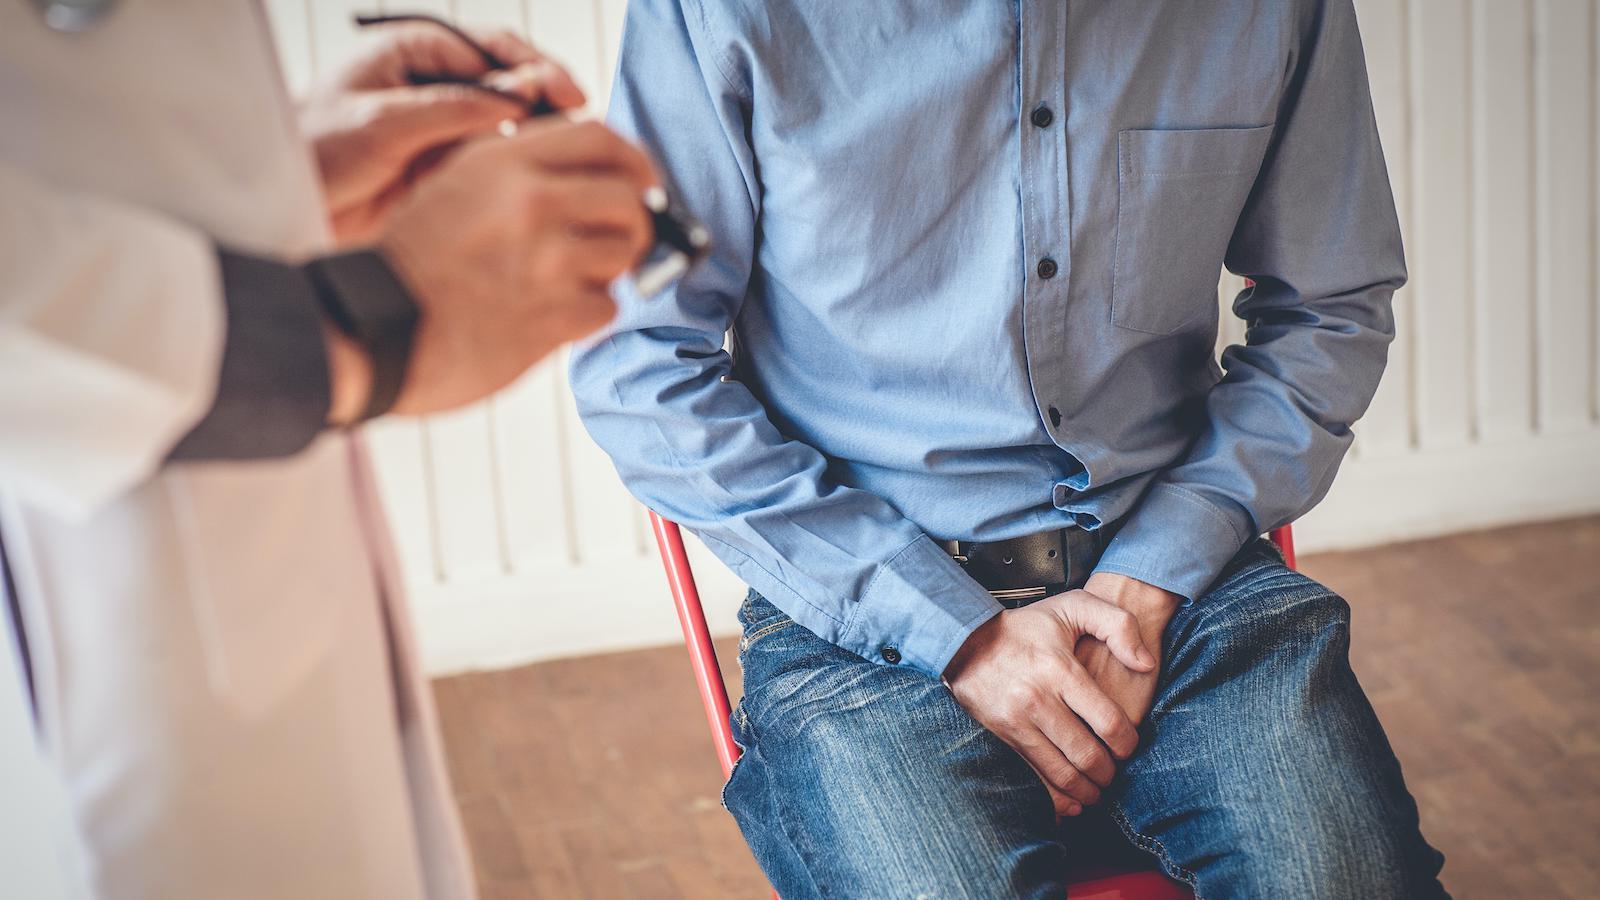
[649,511,1295,899]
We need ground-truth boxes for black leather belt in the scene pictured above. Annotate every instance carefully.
[939,526,1104,608]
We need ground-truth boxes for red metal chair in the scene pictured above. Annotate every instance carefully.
[649,511,1296,899]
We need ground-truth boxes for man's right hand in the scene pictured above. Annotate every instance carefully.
[942,590,1156,818]
[371,117,659,416]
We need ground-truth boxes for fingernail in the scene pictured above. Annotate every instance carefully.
[1066,804,1082,816]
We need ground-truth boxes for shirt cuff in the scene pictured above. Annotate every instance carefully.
[1094,482,1255,601]
[840,535,1003,677]
[166,248,331,461]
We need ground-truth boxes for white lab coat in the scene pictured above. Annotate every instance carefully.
[0,3,474,898]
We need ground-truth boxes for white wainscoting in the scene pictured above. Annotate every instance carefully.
[266,0,1600,675]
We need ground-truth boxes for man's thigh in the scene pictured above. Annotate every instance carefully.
[724,592,1069,899]
[1112,539,1448,898]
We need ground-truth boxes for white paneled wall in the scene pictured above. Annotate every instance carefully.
[266,0,1600,674]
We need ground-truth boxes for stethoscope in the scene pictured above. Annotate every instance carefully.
[33,0,116,32]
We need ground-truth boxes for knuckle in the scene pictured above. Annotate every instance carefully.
[1002,684,1037,714]
[1072,738,1110,769]
[1044,763,1078,789]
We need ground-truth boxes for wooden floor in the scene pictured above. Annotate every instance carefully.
[434,516,1600,899]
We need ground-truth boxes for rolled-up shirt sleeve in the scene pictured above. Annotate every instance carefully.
[569,0,1001,676]
[1096,0,1405,598]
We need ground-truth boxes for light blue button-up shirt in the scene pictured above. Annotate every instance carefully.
[572,0,1403,677]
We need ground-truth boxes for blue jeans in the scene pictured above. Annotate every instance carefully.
[723,539,1447,898]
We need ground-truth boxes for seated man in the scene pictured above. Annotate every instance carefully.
[573,1,1447,896]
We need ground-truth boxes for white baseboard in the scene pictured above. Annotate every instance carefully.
[414,426,1600,675]
[1296,428,1600,552]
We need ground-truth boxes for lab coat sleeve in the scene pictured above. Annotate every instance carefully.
[0,161,224,520]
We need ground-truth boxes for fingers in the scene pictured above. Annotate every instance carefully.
[545,285,619,342]
[468,27,541,65]
[534,176,653,244]
[504,119,661,193]
[382,23,508,83]
[1025,761,1083,819]
[1058,661,1141,761]
[473,38,586,111]
[1032,689,1118,785]
[1058,591,1157,673]
[482,60,586,111]
[567,232,651,285]
[367,84,529,160]
[1011,725,1099,812]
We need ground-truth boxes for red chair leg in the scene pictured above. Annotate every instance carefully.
[649,512,741,779]
[1269,524,1297,570]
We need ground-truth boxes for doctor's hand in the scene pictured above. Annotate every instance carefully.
[942,591,1156,819]
[301,23,585,246]
[368,117,657,416]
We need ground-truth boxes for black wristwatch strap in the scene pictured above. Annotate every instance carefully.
[303,249,421,421]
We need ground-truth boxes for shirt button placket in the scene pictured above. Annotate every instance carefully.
[1020,2,1072,452]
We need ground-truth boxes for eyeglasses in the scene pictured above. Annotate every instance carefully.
[354,11,711,296]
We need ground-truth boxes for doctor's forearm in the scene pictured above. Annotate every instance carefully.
[166,247,408,461]
[165,248,336,461]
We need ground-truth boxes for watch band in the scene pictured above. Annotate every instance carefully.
[302,248,421,422]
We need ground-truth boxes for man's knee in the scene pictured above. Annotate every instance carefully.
[727,641,1065,896]
[1211,803,1444,899]
[1168,556,1355,692]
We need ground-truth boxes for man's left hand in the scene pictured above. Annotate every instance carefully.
[1074,572,1181,729]
[301,24,587,245]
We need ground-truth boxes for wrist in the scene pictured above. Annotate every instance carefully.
[323,324,373,426]
[304,248,421,421]
[1084,572,1181,624]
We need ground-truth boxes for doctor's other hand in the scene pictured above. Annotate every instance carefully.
[373,117,658,416]
[302,22,586,246]
[942,590,1155,818]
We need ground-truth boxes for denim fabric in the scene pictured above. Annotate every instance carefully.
[723,540,1447,899]
[571,0,1405,677]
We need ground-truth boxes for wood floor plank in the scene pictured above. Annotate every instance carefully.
[436,516,1600,899]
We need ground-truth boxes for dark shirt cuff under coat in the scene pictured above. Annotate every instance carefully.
[166,248,331,461]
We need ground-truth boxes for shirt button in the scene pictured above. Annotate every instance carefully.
[1048,406,1063,428]
[1037,257,1058,279]
[881,646,902,664]
[1031,105,1054,128]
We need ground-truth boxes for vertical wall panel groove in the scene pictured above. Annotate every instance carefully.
[1533,0,1598,434]
[1354,0,1419,454]
[1470,0,1537,440]
[1408,0,1475,447]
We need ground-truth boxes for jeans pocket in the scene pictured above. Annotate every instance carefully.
[1113,124,1275,335]
[738,591,798,654]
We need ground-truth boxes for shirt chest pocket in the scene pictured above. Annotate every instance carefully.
[1112,124,1275,335]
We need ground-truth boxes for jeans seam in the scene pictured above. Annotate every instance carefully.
[743,618,797,648]
[725,736,830,898]
[1108,801,1204,900]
